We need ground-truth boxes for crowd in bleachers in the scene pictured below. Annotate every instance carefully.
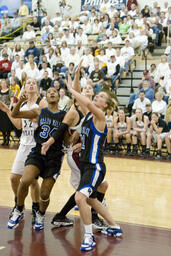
[0,0,171,159]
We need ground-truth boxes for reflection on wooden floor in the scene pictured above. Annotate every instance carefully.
[0,148,171,229]
[0,208,170,256]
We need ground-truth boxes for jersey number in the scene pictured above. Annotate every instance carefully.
[24,120,33,128]
[40,125,57,139]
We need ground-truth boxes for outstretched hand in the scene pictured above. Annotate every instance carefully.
[75,59,83,74]
[19,94,28,104]
[67,74,73,92]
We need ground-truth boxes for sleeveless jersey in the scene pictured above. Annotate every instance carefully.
[34,108,66,153]
[117,117,127,133]
[20,98,41,146]
[80,112,107,164]
[69,106,84,135]
[136,116,145,129]
[105,115,113,127]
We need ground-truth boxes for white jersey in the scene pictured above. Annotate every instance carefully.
[67,108,84,189]
[20,102,39,146]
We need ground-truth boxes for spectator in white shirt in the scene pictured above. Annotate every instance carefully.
[12,43,25,59]
[39,61,53,79]
[121,39,135,72]
[22,24,36,41]
[46,48,58,68]
[110,29,123,44]
[62,28,75,45]
[26,62,40,80]
[60,41,70,61]
[132,90,151,113]
[58,88,70,110]
[164,39,171,63]
[11,54,20,71]
[81,48,94,73]
[154,55,170,83]
[63,47,80,68]
[82,18,92,35]
[75,27,88,44]
[92,19,102,34]
[15,60,25,81]
[152,92,167,118]
[106,55,120,90]
[100,0,111,14]
[106,41,116,60]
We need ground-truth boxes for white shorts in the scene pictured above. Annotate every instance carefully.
[151,132,167,143]
[11,144,34,175]
[67,150,81,190]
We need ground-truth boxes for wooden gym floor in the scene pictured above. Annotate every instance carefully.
[0,148,170,256]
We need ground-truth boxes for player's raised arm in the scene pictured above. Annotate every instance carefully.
[67,75,105,121]
[11,94,40,120]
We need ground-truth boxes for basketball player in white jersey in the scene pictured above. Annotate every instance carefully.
[0,78,47,223]
[132,108,149,156]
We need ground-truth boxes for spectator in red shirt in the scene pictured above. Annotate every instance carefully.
[127,0,138,11]
[0,53,12,79]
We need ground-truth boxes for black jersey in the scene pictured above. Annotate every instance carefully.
[34,108,66,154]
[80,112,107,164]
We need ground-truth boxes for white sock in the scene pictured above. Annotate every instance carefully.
[84,224,93,235]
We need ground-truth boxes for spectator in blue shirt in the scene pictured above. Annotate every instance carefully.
[24,40,40,64]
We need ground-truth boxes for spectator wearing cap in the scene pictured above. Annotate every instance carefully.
[138,70,156,91]
[62,27,75,44]
[22,24,36,41]
[0,54,12,79]
[121,39,135,73]
[132,90,151,113]
[24,41,40,64]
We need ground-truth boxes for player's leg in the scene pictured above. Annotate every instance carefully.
[34,177,55,230]
[8,164,40,229]
[30,179,40,224]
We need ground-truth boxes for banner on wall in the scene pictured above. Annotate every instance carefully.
[0,0,32,17]
[81,0,126,11]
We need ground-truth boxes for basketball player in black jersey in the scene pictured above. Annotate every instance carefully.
[8,87,68,230]
[45,76,123,251]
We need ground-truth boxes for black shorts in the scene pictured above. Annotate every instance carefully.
[25,146,64,180]
[77,162,106,198]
